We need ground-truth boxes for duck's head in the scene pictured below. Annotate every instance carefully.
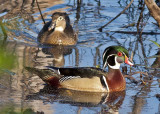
[48,12,70,32]
[103,46,133,69]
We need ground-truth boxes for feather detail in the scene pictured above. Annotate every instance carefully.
[25,67,60,82]
[46,66,61,75]
[59,76,81,82]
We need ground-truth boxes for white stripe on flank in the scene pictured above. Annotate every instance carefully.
[102,76,109,92]
[58,69,61,75]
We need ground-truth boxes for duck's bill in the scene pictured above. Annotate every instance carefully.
[125,56,134,66]
[48,21,56,31]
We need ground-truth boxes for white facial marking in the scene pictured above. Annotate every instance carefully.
[58,69,61,75]
[103,48,110,60]
[103,54,115,69]
[103,61,107,70]
[108,56,120,69]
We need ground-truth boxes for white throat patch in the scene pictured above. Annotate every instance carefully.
[55,26,64,32]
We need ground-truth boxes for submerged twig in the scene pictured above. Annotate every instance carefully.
[108,31,160,35]
[107,23,135,36]
[35,0,46,24]
[137,2,145,33]
[124,75,139,84]
[130,52,134,73]
[77,107,82,114]
[124,71,149,84]
[140,78,147,85]
[98,0,134,32]
[129,71,148,76]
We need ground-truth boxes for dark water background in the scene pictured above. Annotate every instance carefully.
[0,0,160,114]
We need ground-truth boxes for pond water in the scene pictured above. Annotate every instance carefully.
[0,0,160,114]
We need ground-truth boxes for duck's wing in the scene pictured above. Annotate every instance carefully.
[46,66,106,78]
[26,66,108,91]
[37,21,54,43]
[25,67,61,82]
[25,66,106,81]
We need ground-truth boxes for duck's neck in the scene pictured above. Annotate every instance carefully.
[107,67,122,78]
[106,67,126,92]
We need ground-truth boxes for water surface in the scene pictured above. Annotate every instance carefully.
[0,0,160,114]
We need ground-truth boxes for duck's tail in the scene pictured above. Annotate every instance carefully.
[25,67,59,82]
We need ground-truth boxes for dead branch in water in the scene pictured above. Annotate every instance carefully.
[109,31,160,35]
[129,71,148,76]
[124,71,149,84]
[35,0,46,24]
[98,0,134,32]
[145,0,160,27]
[124,75,139,84]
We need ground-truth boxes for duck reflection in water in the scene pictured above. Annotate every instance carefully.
[41,45,74,67]
[26,86,126,113]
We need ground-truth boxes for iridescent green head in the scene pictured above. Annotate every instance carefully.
[102,46,133,69]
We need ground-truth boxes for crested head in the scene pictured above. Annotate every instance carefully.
[103,46,133,69]
[48,12,70,32]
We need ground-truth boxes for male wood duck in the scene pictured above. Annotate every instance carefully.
[26,46,133,92]
[37,12,77,45]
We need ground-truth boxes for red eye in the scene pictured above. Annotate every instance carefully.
[117,52,123,56]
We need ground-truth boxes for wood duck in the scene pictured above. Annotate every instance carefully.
[37,12,77,45]
[25,46,133,92]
